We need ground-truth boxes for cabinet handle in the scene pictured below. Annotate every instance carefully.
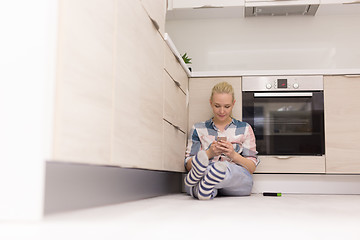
[254,92,313,97]
[344,75,360,78]
[276,156,293,160]
[193,5,224,9]
[174,80,181,88]
[343,1,360,4]
[150,17,159,30]
[163,118,185,134]
[174,124,185,134]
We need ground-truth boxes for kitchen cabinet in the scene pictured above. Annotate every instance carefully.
[140,0,166,36]
[54,0,187,172]
[163,44,189,172]
[324,75,360,173]
[188,77,242,130]
[112,0,164,170]
[53,0,114,165]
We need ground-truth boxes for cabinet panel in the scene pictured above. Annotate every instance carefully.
[53,0,114,164]
[255,156,325,173]
[324,75,360,173]
[163,121,186,172]
[164,44,189,93]
[140,0,166,36]
[164,71,187,132]
[188,77,242,130]
[113,0,164,170]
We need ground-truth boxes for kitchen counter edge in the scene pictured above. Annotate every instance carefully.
[190,69,360,78]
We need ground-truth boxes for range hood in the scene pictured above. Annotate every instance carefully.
[245,0,320,17]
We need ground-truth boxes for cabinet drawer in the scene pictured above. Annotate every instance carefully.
[164,71,187,132]
[255,156,325,173]
[163,120,186,172]
[164,44,188,93]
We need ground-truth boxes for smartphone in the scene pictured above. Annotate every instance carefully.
[217,137,227,142]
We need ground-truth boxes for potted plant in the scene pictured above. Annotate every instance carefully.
[181,52,192,72]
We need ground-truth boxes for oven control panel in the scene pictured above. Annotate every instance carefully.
[242,76,324,91]
[268,78,299,90]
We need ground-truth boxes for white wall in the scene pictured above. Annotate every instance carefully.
[0,0,57,220]
[166,15,360,72]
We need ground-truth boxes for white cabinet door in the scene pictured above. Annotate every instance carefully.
[324,75,360,173]
[188,77,242,131]
[113,0,164,170]
[53,0,114,165]
[140,0,166,36]
[164,71,187,132]
[163,120,186,172]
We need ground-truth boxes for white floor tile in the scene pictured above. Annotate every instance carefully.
[1,193,360,240]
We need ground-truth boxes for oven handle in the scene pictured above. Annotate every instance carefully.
[254,92,313,97]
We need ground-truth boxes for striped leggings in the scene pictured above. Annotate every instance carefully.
[185,161,253,199]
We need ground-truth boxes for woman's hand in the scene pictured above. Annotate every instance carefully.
[217,140,236,160]
[206,141,223,159]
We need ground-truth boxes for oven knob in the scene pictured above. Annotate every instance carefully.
[293,83,299,89]
[266,83,272,89]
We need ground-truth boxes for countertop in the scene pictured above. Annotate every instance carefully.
[190,69,360,78]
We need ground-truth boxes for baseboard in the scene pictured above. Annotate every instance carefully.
[252,173,360,195]
[181,173,360,195]
[44,162,183,215]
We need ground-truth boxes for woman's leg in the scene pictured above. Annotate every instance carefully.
[184,151,209,187]
[197,161,226,200]
[185,161,227,200]
[215,162,253,196]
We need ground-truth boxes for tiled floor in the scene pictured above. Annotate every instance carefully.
[1,193,360,240]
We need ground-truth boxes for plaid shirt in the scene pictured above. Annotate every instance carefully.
[185,118,259,168]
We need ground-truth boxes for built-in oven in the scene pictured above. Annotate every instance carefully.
[242,76,325,156]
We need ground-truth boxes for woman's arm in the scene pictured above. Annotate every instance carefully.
[228,152,256,174]
[185,142,223,171]
[217,140,257,174]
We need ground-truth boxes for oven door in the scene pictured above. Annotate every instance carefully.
[242,91,325,156]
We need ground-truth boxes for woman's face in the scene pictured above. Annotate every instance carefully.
[210,92,235,123]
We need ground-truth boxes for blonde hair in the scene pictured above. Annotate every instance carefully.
[210,82,235,101]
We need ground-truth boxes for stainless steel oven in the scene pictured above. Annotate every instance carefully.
[242,76,325,156]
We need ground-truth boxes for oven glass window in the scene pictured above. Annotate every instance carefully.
[242,92,325,156]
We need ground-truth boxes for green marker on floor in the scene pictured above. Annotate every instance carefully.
[263,192,282,197]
